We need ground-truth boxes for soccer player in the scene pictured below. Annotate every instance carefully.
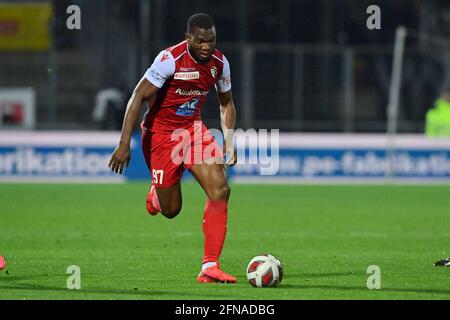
[108,14,237,283]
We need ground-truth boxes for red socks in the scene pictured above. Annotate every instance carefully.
[202,200,228,264]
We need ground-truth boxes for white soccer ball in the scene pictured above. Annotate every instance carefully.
[246,254,283,288]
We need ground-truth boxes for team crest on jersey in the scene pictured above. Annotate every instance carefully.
[210,67,217,79]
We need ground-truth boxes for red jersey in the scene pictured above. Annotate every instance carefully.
[142,41,232,134]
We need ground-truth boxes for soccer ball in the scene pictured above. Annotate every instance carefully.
[246,254,283,288]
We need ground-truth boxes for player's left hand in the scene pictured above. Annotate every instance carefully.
[224,147,237,167]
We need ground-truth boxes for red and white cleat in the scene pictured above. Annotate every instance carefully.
[197,273,218,283]
[146,185,160,216]
[198,264,237,283]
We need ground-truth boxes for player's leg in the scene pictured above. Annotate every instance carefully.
[190,162,230,201]
[146,176,183,219]
[154,183,182,219]
[142,129,183,219]
[189,162,236,283]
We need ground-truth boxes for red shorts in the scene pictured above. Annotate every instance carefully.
[141,121,223,188]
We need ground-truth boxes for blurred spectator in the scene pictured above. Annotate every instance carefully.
[425,88,450,137]
[92,87,126,130]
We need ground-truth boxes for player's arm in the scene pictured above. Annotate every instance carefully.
[109,79,159,174]
[216,55,236,166]
[109,50,175,174]
[218,90,237,166]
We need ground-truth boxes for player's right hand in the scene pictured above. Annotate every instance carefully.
[108,144,131,175]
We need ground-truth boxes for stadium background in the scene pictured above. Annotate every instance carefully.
[1,0,449,132]
[1,0,450,183]
[1,0,450,301]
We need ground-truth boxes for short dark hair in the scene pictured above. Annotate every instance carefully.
[187,13,215,33]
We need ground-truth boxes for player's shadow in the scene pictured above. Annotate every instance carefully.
[0,277,230,299]
[0,273,72,282]
[282,272,450,295]
[0,283,230,299]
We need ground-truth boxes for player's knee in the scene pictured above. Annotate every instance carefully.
[209,184,231,201]
[161,204,182,219]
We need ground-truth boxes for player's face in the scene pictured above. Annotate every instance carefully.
[186,26,216,62]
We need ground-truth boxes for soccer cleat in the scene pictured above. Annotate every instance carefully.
[197,273,218,283]
[145,185,160,216]
[0,256,6,270]
[434,257,450,267]
[199,264,237,283]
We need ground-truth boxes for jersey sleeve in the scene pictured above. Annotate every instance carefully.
[216,55,232,93]
[144,50,176,88]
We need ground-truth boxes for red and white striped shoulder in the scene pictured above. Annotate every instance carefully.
[165,41,187,61]
[211,49,224,63]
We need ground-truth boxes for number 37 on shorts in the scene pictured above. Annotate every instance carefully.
[152,169,164,185]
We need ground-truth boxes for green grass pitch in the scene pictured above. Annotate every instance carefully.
[0,182,449,300]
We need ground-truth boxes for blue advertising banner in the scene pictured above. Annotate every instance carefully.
[1,132,449,183]
[230,149,450,183]
[0,132,124,182]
